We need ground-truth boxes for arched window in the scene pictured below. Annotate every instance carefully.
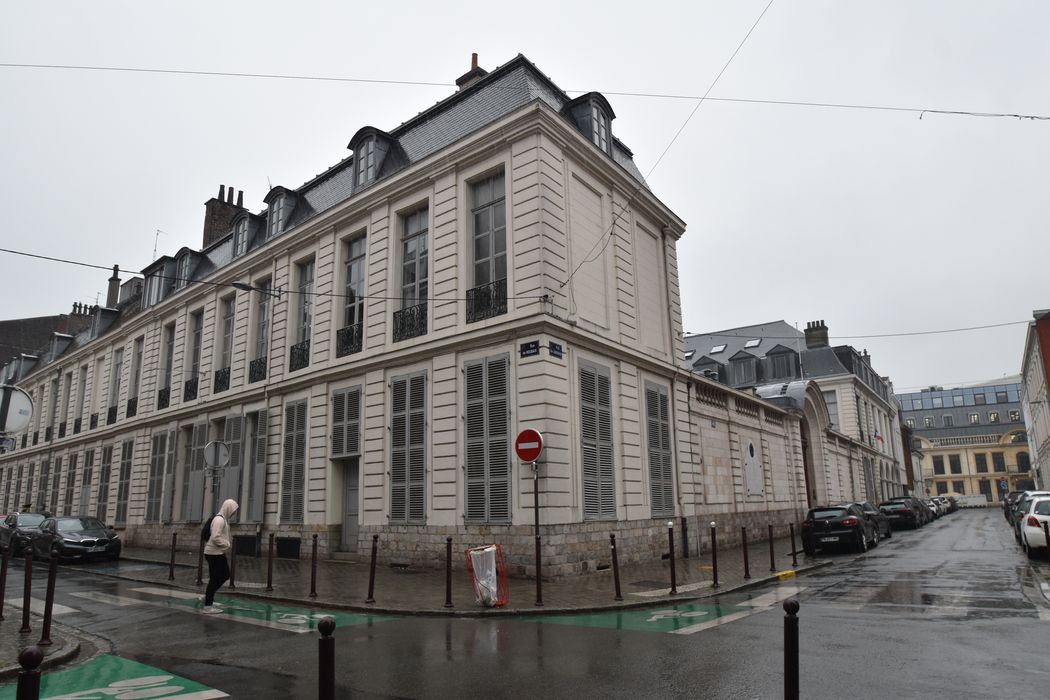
[233,217,249,257]
[268,195,286,239]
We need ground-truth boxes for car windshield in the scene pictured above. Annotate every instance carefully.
[17,514,45,527]
[56,517,104,532]
[810,508,847,519]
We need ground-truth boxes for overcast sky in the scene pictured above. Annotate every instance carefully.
[2,1,1048,393]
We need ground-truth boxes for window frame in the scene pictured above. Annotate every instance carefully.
[400,207,429,309]
[343,234,367,329]
[470,172,507,290]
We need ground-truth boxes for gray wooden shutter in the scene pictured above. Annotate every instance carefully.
[465,357,510,523]
[332,388,361,458]
[161,430,176,523]
[581,363,615,520]
[407,373,427,523]
[390,378,408,522]
[186,423,208,521]
[281,401,306,523]
[464,361,487,522]
[79,451,93,512]
[646,384,674,517]
[221,414,244,519]
[486,357,510,522]
[248,409,267,522]
[146,433,164,522]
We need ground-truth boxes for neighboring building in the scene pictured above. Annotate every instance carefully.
[0,307,93,376]
[1021,309,1050,491]
[684,320,908,505]
[0,53,722,576]
[896,378,1032,502]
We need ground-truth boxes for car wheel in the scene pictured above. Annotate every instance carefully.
[857,531,868,553]
[871,528,879,548]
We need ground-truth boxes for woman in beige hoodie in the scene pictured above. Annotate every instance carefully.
[202,498,238,613]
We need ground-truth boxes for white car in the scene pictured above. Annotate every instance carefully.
[1020,497,1050,559]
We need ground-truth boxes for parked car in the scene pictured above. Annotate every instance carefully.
[1020,497,1050,559]
[879,500,922,529]
[29,516,121,562]
[0,512,48,555]
[801,503,879,555]
[922,499,940,519]
[882,496,930,525]
[932,497,952,515]
[1012,491,1050,543]
[1004,490,1026,519]
[859,501,892,538]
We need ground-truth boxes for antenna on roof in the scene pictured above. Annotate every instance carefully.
[153,229,167,261]
[267,176,273,191]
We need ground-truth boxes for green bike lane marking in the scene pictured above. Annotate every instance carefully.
[0,655,227,699]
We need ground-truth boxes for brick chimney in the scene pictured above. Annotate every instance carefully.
[804,320,829,349]
[455,53,488,91]
[106,265,121,308]
[202,184,245,249]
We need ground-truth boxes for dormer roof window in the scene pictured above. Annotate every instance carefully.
[175,254,191,290]
[563,92,616,156]
[268,195,287,238]
[356,137,375,186]
[592,104,609,151]
[233,216,249,257]
[348,127,395,191]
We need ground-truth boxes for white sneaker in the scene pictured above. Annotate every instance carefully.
[201,605,223,614]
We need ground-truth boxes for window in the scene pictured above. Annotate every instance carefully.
[233,218,249,257]
[115,439,133,523]
[268,196,287,238]
[1019,452,1031,472]
[911,399,923,410]
[953,395,965,407]
[995,391,1008,403]
[932,455,945,475]
[936,481,949,495]
[923,416,934,429]
[932,397,943,408]
[744,339,761,348]
[356,137,376,186]
[770,351,796,380]
[905,418,915,428]
[245,409,268,521]
[471,173,507,289]
[390,373,426,523]
[96,447,113,521]
[146,431,175,523]
[974,393,986,405]
[580,362,615,520]
[280,400,307,523]
[180,424,207,520]
[975,453,988,473]
[175,255,190,290]
[949,454,961,474]
[992,452,1006,472]
[109,348,124,407]
[130,338,143,400]
[729,357,757,386]
[988,411,1000,424]
[254,280,271,361]
[401,208,429,308]
[591,104,609,151]
[219,296,235,369]
[76,366,87,423]
[189,311,203,378]
[646,383,674,517]
[711,344,727,354]
[823,390,839,429]
[942,415,954,427]
[340,236,366,355]
[1009,410,1021,422]
[296,260,315,344]
[49,458,61,513]
[969,413,980,425]
[331,388,362,459]
[80,450,94,512]
[464,356,510,523]
[952,480,965,495]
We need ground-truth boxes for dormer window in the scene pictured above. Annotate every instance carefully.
[356,137,376,186]
[591,104,609,151]
[233,218,249,257]
[268,195,286,238]
[175,255,190,290]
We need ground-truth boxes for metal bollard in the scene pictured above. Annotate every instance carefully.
[710,522,719,588]
[535,535,544,607]
[196,539,204,587]
[266,533,275,592]
[20,551,33,634]
[0,543,9,621]
[667,521,678,595]
[790,524,799,568]
[365,534,378,604]
[768,523,776,572]
[16,645,43,700]
[1043,522,1050,566]
[168,532,177,582]
[38,554,58,647]
[741,526,751,580]
[444,536,453,609]
[318,617,336,700]
[783,598,800,700]
[610,534,623,601]
[228,539,236,590]
[309,534,318,598]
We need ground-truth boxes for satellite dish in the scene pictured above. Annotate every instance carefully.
[0,385,34,434]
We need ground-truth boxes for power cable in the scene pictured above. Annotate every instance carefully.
[686,320,1028,342]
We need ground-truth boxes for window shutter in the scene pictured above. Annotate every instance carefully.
[487,357,510,522]
[390,373,426,523]
[146,433,164,522]
[281,401,306,523]
[464,361,487,522]
[581,363,616,520]
[221,415,244,519]
[646,384,674,517]
[390,378,408,522]
[407,374,426,523]
[332,388,362,458]
[248,409,267,522]
[161,430,176,523]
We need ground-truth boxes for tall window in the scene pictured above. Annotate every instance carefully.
[1019,452,1031,472]
[344,237,366,328]
[175,255,190,289]
[646,383,674,518]
[401,208,429,308]
[390,372,426,523]
[254,280,271,360]
[233,218,249,256]
[464,357,510,523]
[115,439,133,523]
[50,457,62,513]
[189,311,204,378]
[280,400,307,523]
[952,480,965,495]
[992,452,1006,472]
[129,337,143,400]
[146,431,175,523]
[975,453,988,473]
[109,349,124,406]
[47,376,59,427]
[932,455,944,475]
[823,390,839,429]
[770,351,796,380]
[61,372,72,427]
[297,260,315,344]
[356,138,375,185]
[245,409,268,522]
[96,446,113,521]
[948,454,961,474]
[162,323,176,389]
[268,196,286,238]
[591,104,609,151]
[580,362,615,520]
[219,296,235,369]
[76,365,87,421]
[64,454,77,512]
[471,173,506,289]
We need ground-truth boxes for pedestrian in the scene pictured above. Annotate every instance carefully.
[202,498,238,614]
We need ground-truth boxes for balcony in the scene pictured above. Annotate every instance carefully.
[393,302,427,342]
[89,413,99,430]
[248,357,267,383]
[157,387,170,410]
[126,397,138,419]
[106,405,118,425]
[184,376,199,402]
[336,323,363,358]
[214,366,231,393]
[73,418,81,435]
[289,340,310,372]
[466,278,507,324]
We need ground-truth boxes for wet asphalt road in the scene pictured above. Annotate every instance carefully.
[6,507,1048,699]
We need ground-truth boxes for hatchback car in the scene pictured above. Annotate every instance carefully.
[879,500,922,529]
[1011,491,1050,541]
[30,516,121,561]
[801,503,878,555]
[0,512,48,555]
[859,501,892,539]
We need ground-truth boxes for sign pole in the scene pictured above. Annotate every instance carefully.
[533,460,543,607]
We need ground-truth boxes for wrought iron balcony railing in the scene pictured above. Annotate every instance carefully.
[393,302,427,342]
[157,387,170,410]
[214,366,231,393]
[126,397,138,419]
[184,376,199,402]
[106,405,118,425]
[466,278,507,323]
[336,323,363,358]
[248,357,267,383]
[289,340,311,372]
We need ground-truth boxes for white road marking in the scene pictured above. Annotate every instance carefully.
[130,586,200,600]
[646,610,709,623]
[130,587,316,633]
[630,581,713,597]
[69,591,144,607]
[736,585,804,608]
[4,597,79,616]
[670,609,759,635]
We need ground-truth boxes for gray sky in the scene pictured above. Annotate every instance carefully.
[2,1,1048,393]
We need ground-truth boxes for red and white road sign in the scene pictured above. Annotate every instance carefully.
[514,429,544,462]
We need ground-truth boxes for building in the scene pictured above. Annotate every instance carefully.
[896,378,1033,502]
[1021,309,1050,491]
[1,53,737,576]
[684,320,908,505]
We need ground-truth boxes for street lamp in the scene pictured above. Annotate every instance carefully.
[231,281,282,299]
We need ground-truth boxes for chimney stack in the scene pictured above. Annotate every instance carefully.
[106,265,121,308]
[202,184,246,249]
[455,52,488,91]
[804,320,829,349]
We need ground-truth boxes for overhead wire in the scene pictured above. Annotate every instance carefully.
[687,320,1030,342]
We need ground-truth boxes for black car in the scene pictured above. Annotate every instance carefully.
[883,496,929,526]
[859,501,893,539]
[801,503,878,555]
[1004,490,1026,519]
[879,500,922,529]
[30,516,122,561]
[0,512,48,555]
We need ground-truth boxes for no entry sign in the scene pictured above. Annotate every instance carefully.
[515,429,544,462]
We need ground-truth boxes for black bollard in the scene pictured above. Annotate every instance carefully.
[681,516,690,559]
[741,526,751,580]
[783,598,800,700]
[266,533,274,592]
[667,521,678,595]
[20,551,32,634]
[168,532,177,582]
[710,522,719,588]
[535,535,544,607]
[38,554,58,647]
[309,534,318,598]
[768,523,776,572]
[0,543,9,621]
[196,539,204,587]
[789,524,799,568]
[444,536,453,609]
[610,534,623,601]
[1043,522,1050,566]
[318,617,336,700]
[228,539,236,590]
[16,645,43,700]
[365,534,378,604]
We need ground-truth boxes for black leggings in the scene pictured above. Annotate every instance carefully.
[205,553,230,606]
